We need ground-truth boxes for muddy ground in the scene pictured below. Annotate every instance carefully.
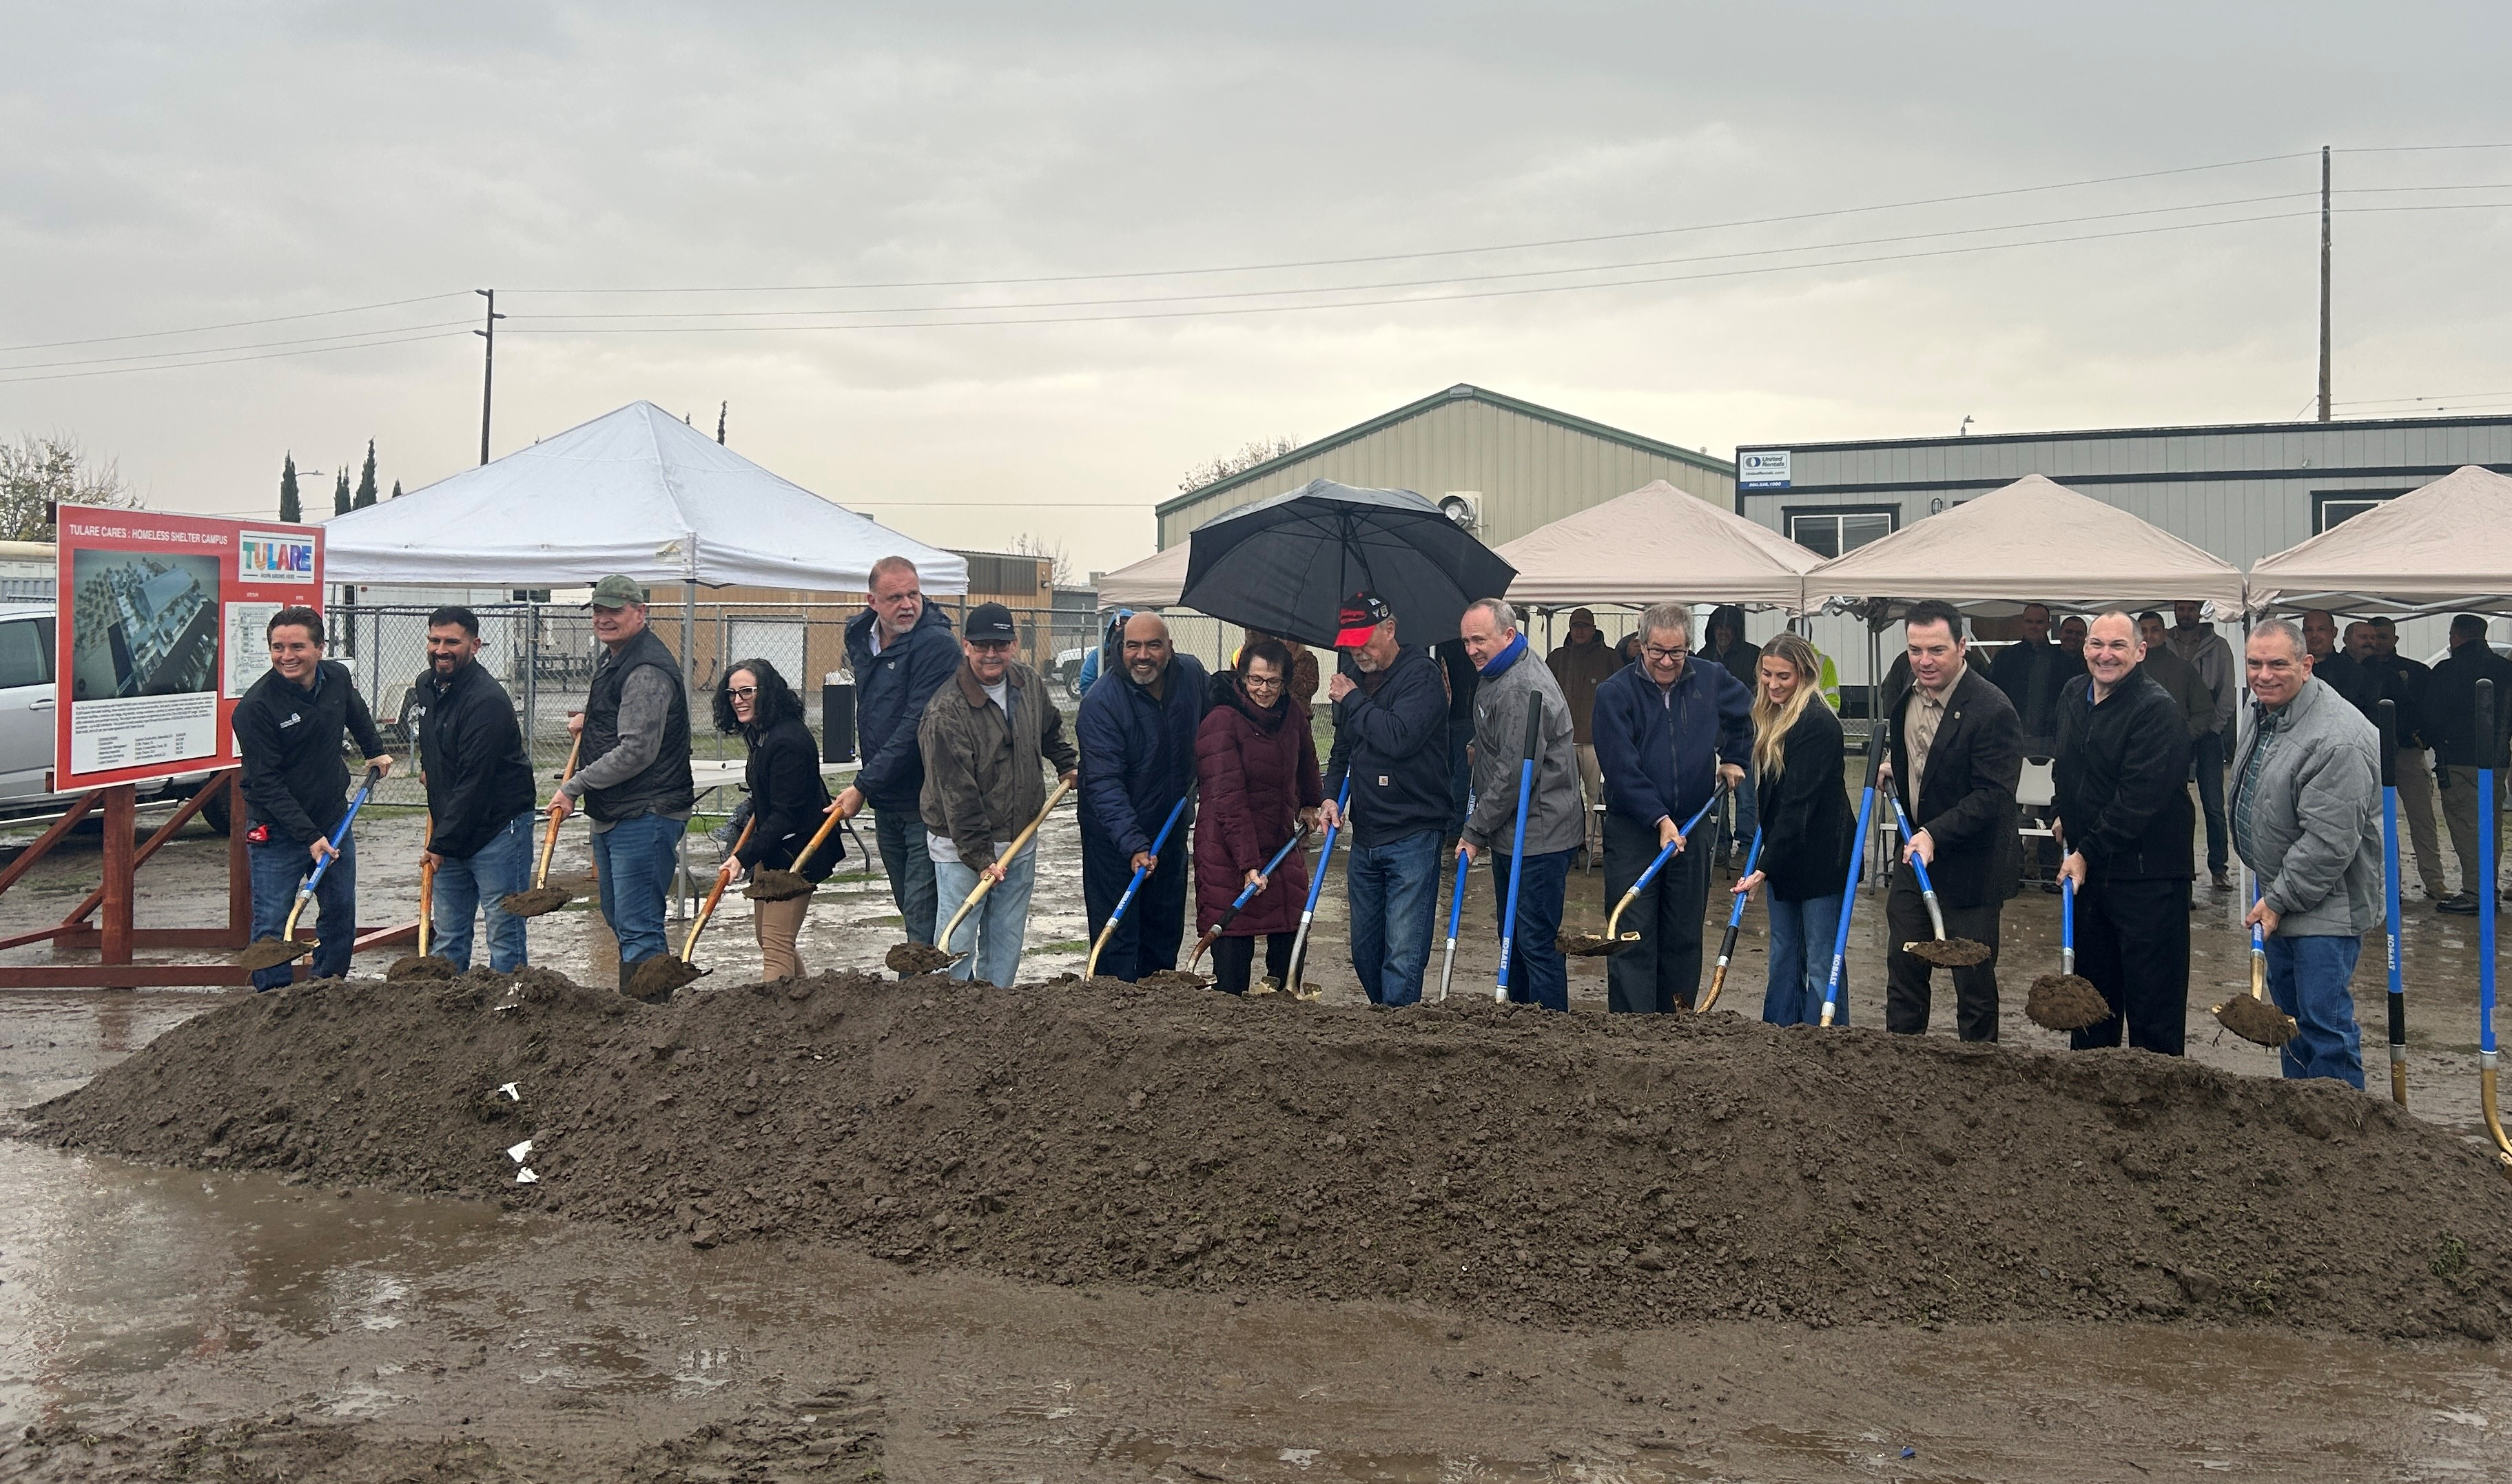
[6,806,2512,1478]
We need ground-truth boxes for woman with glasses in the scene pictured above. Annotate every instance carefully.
[1732,632,1856,1024]
[1192,637,1324,993]
[712,658,834,980]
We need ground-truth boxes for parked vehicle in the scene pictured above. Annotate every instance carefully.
[0,601,226,830]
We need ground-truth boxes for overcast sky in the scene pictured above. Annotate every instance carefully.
[4,1,2509,579]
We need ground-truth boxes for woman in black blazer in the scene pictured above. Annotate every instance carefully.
[1734,633,1857,1025]
[713,659,836,980]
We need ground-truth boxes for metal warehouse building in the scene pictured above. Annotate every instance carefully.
[1735,413,2512,701]
[1156,383,1734,552]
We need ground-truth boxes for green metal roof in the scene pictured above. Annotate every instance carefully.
[1153,383,1734,520]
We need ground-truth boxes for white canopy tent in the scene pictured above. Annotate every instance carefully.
[1492,480,1818,612]
[1093,542,1191,611]
[2246,464,2512,617]
[325,401,967,595]
[1804,473,2246,616]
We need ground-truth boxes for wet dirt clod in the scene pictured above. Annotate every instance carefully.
[27,967,2512,1338]
[1135,969,1208,991]
[498,886,573,918]
[385,953,459,982]
[884,942,953,976]
[1558,931,1637,958]
[2026,973,2111,1031]
[2216,993,2301,1047]
[1905,937,1994,968]
[628,956,703,1002]
[743,868,814,902]
[234,938,316,972]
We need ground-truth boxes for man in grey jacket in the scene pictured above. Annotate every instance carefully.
[1459,597,1583,1010]
[2232,618,2379,1089]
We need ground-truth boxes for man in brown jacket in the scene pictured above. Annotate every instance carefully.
[918,603,1079,986]
[1547,607,1620,861]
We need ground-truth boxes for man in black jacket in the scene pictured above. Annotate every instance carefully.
[1989,603,2065,753]
[834,556,958,945]
[234,606,393,989]
[2053,612,2196,1053]
[547,576,697,992]
[412,606,538,973]
[1880,600,2022,1041]
[2427,614,2512,914]
[2366,617,2451,902]
[1322,592,1452,1006]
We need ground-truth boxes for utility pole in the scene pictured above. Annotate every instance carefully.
[2318,145,2332,422]
[474,289,506,464]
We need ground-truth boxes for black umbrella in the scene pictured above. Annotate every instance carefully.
[1178,480,1517,648]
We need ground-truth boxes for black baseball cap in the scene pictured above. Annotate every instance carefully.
[1335,590,1392,648]
[965,602,1017,643]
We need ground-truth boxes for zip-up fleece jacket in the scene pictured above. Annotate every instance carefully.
[235,659,388,845]
[2051,666,2194,882]
[920,658,1078,873]
[1324,643,1450,850]
[1078,653,1210,859]
[2232,675,2382,938]
[1592,659,1753,832]
[411,657,536,861]
[1462,635,1583,858]
[844,603,958,811]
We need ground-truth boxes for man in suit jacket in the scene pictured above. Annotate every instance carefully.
[1880,599,2024,1041]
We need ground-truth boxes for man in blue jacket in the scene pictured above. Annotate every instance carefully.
[1322,592,1453,1007]
[1593,602,1751,1013]
[1078,611,1208,980]
[834,556,959,946]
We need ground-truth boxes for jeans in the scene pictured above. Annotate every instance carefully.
[874,805,939,944]
[2193,731,2229,875]
[933,847,1038,988]
[249,831,357,990]
[1082,824,1191,982]
[1447,719,1474,838]
[430,809,535,973]
[1347,828,1443,1006]
[1603,810,1713,1013]
[592,812,687,969]
[2263,934,2366,1089]
[1763,892,1845,1026]
[1488,848,1572,1011]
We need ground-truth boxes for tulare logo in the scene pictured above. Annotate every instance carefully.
[240,531,318,584]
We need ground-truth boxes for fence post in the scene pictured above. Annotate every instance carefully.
[522,601,538,752]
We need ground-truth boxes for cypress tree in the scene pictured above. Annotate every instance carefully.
[333,470,351,516]
[389,480,402,499]
[353,440,378,508]
[716,402,727,444]
[278,453,301,524]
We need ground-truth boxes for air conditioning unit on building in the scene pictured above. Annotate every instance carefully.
[1437,491,1483,531]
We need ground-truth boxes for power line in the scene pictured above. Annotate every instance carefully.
[0,291,474,355]
[511,150,2319,295]
[0,318,480,374]
[0,328,473,387]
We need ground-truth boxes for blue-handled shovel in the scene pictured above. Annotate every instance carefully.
[1818,739,1886,1027]
[236,765,383,973]
[1561,783,1725,957]
[1188,823,1312,971]
[1494,700,1547,1003]
[1437,787,1475,1003]
[2212,875,2298,1047]
[1886,796,1991,967]
[1695,827,1764,1014]
[1082,794,1191,981]
[1281,778,1353,1001]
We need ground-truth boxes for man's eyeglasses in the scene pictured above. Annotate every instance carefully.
[969,639,1016,653]
[1644,646,1689,663]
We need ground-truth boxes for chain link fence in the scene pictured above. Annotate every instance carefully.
[328,601,1107,807]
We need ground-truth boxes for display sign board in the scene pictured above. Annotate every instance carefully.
[54,505,323,791]
[1738,449,1792,490]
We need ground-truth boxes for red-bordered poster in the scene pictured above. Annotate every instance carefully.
[54,505,324,791]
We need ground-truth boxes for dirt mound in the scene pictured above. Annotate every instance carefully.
[26,967,2512,1337]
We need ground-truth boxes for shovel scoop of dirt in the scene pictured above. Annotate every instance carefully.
[885,942,955,976]
[235,938,316,973]
[500,886,574,918]
[628,956,704,1002]
[742,869,816,903]
[2025,973,2110,1031]
[2214,993,2299,1047]
[1902,936,1993,968]
[385,954,458,982]
[1136,969,1208,991]
[1558,930,1639,958]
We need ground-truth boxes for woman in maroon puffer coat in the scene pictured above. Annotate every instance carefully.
[1194,637,1324,993]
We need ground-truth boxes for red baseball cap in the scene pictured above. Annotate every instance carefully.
[1334,590,1392,648]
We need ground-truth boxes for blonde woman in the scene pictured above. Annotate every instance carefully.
[1733,633,1857,1025]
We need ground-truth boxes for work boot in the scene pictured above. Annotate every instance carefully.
[618,960,639,996]
[2210,869,2234,891]
[2439,894,2480,916]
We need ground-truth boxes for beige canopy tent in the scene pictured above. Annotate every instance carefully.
[1094,542,1191,610]
[1492,480,1819,612]
[1804,473,2247,616]
[2247,464,2512,617]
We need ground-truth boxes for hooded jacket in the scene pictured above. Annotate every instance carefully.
[1592,657,1753,834]
[1193,670,1322,936]
[1078,651,1210,859]
[1324,643,1450,850]
[2232,675,2382,938]
[1545,632,1621,745]
[843,602,958,810]
[1462,633,1583,858]
[1702,606,1761,692]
